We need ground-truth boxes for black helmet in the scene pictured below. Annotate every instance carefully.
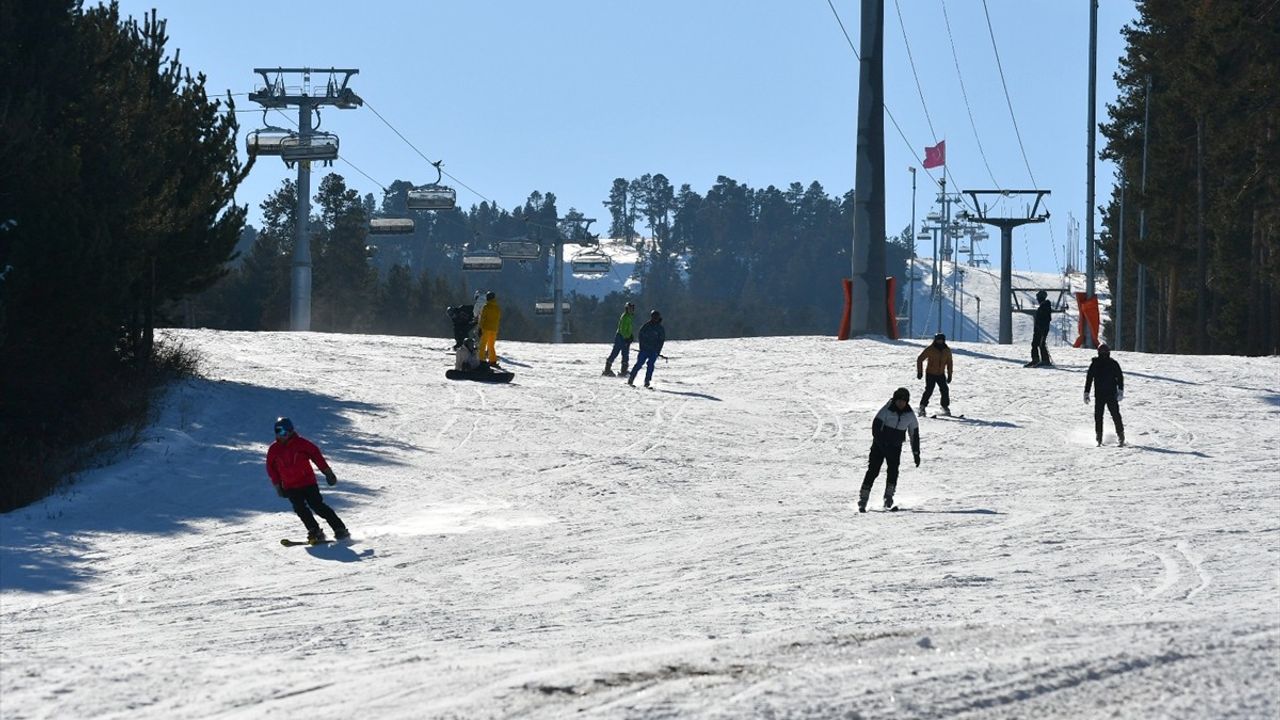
[650,309,661,320]
[1097,342,1110,355]
[933,333,946,343]
[1036,289,1048,302]
[273,417,294,438]
[892,387,910,402]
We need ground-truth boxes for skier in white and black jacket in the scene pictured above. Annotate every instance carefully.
[859,387,921,512]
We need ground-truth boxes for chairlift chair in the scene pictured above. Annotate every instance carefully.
[406,160,457,211]
[570,250,611,275]
[245,127,292,156]
[406,185,457,211]
[369,217,415,235]
[497,240,540,260]
[535,299,571,316]
[279,132,340,164]
[461,250,503,272]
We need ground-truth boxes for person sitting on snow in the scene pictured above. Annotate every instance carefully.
[455,337,487,373]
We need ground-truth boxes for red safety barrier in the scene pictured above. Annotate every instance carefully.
[838,278,852,340]
[1073,292,1101,348]
[885,276,899,340]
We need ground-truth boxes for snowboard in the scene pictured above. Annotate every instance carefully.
[280,538,335,547]
[446,368,514,383]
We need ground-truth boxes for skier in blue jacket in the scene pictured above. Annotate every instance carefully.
[627,310,666,388]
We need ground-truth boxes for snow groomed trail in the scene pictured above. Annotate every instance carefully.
[2,330,1277,719]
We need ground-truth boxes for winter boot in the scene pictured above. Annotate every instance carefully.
[918,403,927,417]
[1118,435,1126,447]
[884,497,896,511]
[602,365,615,377]
[619,362,629,375]
[307,530,328,545]
[942,406,952,417]
[857,501,867,513]
[333,526,351,541]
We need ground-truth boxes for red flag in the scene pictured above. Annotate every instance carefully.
[923,140,946,169]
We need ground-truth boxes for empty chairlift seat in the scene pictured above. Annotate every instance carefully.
[535,299,571,316]
[406,184,457,211]
[570,250,611,275]
[369,217,415,235]
[461,250,503,271]
[279,133,340,163]
[497,240,540,260]
[245,127,292,156]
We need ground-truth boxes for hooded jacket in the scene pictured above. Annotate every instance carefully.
[871,401,921,456]
[616,311,635,340]
[479,298,502,332]
[1085,355,1124,399]
[916,343,953,378]
[1034,298,1053,335]
[266,434,333,491]
[637,319,665,353]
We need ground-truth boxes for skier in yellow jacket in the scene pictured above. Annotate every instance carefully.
[478,291,502,366]
[916,333,953,417]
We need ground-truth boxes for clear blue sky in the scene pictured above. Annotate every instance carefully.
[110,0,1136,274]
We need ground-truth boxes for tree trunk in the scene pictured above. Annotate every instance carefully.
[1195,114,1208,354]
[1166,265,1179,354]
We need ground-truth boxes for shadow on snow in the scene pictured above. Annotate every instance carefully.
[0,377,396,594]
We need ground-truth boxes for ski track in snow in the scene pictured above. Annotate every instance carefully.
[1,329,1278,719]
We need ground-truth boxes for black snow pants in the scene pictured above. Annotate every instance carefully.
[285,484,346,537]
[920,373,949,410]
[860,441,902,507]
[1094,396,1125,443]
[1031,331,1052,366]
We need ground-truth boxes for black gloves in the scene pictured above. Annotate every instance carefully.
[324,469,338,486]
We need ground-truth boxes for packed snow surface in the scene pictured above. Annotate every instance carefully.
[2,330,1278,719]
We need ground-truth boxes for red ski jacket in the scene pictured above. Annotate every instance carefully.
[266,435,332,490]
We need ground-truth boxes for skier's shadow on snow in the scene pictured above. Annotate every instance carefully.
[1127,444,1210,458]
[900,508,1004,515]
[650,388,723,401]
[930,416,1019,428]
[304,544,375,562]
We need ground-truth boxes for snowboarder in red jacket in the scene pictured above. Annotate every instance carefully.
[266,417,349,543]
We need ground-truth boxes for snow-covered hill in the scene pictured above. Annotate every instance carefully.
[2,330,1277,719]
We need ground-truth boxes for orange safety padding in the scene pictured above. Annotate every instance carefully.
[838,278,853,340]
[1073,292,1101,348]
[885,276,899,340]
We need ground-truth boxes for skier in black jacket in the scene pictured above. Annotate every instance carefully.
[859,387,921,512]
[446,304,476,349]
[1027,290,1054,367]
[1084,343,1125,446]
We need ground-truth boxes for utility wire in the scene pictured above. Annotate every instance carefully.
[979,0,1063,274]
[941,0,999,187]
[825,0,977,215]
[894,0,937,143]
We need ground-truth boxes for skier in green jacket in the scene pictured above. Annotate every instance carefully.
[602,302,636,376]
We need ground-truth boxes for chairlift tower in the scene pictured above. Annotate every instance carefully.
[959,189,1050,345]
[548,216,599,344]
[248,67,362,331]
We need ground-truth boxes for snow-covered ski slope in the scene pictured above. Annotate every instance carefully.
[2,330,1277,719]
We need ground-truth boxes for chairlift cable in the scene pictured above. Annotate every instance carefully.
[940,0,1000,188]
[979,0,1064,274]
[893,0,938,143]
[825,0,978,216]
